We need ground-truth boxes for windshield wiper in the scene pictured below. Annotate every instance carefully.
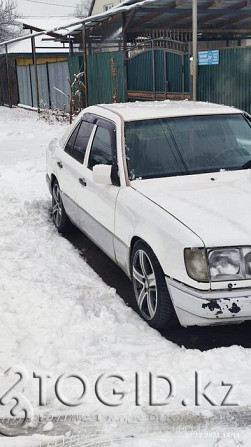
[241,159,251,169]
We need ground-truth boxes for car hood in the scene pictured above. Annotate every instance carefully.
[131,170,251,247]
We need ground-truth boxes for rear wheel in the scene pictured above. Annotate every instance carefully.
[52,180,75,234]
[130,241,178,330]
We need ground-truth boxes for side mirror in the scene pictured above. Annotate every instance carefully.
[93,164,112,185]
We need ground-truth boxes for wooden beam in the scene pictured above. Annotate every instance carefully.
[153,12,192,28]
[129,26,251,34]
[86,12,121,31]
[124,8,137,31]
[23,24,62,39]
[196,0,250,26]
[216,13,251,28]
[130,1,176,29]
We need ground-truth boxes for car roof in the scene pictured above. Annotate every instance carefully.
[93,100,242,122]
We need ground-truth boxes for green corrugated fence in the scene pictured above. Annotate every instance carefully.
[72,46,250,113]
[87,51,125,105]
[197,47,251,114]
[127,49,190,94]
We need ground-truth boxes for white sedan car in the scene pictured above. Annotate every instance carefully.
[46,101,251,330]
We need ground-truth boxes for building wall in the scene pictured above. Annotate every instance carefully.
[92,0,120,15]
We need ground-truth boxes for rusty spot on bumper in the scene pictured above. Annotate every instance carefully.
[228,303,241,314]
[202,300,222,313]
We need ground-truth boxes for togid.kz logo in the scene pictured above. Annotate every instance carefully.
[0,366,33,437]
[0,366,239,436]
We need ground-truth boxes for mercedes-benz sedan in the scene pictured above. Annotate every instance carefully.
[46,101,251,329]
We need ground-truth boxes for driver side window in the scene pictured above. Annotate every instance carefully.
[88,124,114,171]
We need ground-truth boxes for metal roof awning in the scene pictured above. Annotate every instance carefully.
[126,0,251,34]
[84,0,251,37]
[1,0,250,48]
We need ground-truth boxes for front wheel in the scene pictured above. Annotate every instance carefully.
[130,241,179,330]
[52,180,75,234]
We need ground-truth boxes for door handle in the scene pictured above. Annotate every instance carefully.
[57,161,63,169]
[79,177,87,187]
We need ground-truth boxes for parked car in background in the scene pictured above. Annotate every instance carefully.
[46,100,251,330]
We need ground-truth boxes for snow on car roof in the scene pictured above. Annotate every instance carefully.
[99,101,242,121]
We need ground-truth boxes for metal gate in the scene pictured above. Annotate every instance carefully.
[0,58,19,106]
[127,47,190,101]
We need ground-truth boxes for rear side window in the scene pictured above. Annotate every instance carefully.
[64,120,95,163]
[65,123,80,156]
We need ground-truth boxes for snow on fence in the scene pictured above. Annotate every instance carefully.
[17,61,71,112]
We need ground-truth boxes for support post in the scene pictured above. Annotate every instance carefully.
[82,24,88,108]
[31,36,40,112]
[46,62,52,109]
[152,39,156,100]
[182,53,185,99]
[192,0,197,101]
[122,12,128,102]
[5,44,12,108]
[164,51,167,99]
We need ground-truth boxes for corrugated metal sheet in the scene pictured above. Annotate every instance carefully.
[17,65,33,106]
[0,58,19,106]
[127,49,190,95]
[37,63,49,108]
[68,55,83,83]
[16,60,71,111]
[87,51,125,105]
[48,61,70,111]
[127,51,153,91]
[154,50,165,92]
[166,52,182,92]
[197,47,251,114]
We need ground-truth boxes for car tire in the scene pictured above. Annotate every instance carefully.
[130,240,179,330]
[51,180,75,234]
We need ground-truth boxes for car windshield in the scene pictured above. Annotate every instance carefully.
[125,113,251,180]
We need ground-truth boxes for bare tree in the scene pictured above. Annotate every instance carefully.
[74,0,93,18]
[0,0,20,42]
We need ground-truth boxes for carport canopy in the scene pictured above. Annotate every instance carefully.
[84,0,251,38]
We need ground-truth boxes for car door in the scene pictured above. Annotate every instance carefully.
[55,118,95,224]
[74,117,120,260]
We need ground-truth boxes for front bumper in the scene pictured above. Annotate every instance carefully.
[166,277,251,327]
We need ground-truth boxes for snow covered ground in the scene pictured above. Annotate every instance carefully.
[1,106,251,446]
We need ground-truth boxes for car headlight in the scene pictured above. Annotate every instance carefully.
[184,248,209,282]
[208,248,243,281]
[185,247,251,283]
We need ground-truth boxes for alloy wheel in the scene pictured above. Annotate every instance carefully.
[132,249,157,320]
[52,183,62,228]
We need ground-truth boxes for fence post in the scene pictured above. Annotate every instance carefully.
[46,61,52,109]
[5,44,12,108]
[31,35,40,112]
[82,23,88,107]
[29,64,34,107]
[192,0,198,101]
[152,39,156,101]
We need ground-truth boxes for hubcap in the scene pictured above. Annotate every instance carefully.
[52,183,62,227]
[132,249,157,320]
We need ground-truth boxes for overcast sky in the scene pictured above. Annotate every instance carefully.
[16,0,77,19]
